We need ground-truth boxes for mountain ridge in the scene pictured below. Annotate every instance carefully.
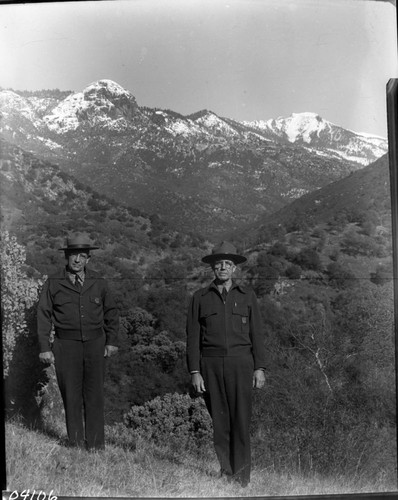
[0,79,388,239]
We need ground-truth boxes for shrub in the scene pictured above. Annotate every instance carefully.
[1,231,51,426]
[1,231,42,377]
[256,266,279,296]
[269,242,288,257]
[370,262,393,286]
[326,262,356,289]
[341,228,380,257]
[294,247,322,271]
[285,264,302,280]
[124,393,212,455]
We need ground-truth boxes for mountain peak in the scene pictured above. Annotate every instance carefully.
[187,109,215,120]
[43,79,139,134]
[83,79,131,99]
[278,112,330,143]
[243,111,329,140]
[243,111,387,165]
[292,111,322,120]
[188,109,239,137]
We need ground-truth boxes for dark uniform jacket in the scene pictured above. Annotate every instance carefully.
[37,268,119,352]
[186,281,267,373]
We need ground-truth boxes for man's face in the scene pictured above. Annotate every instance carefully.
[65,251,90,273]
[212,259,236,283]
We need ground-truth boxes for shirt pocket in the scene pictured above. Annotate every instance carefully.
[232,305,250,334]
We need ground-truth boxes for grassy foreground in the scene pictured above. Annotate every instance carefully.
[4,420,397,498]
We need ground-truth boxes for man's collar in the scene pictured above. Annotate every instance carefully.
[65,267,86,283]
[204,280,246,294]
[66,266,85,276]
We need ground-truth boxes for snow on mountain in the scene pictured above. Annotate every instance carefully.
[151,110,208,137]
[256,112,330,143]
[243,112,387,166]
[0,81,387,169]
[43,79,140,133]
[0,90,41,128]
[144,109,239,139]
[192,111,239,137]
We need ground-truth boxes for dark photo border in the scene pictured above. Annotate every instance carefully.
[1,1,398,499]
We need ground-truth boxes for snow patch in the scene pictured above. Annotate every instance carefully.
[42,79,136,134]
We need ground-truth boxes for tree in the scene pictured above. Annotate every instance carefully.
[105,307,188,422]
[255,252,280,296]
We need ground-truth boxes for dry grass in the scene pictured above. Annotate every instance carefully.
[5,420,397,498]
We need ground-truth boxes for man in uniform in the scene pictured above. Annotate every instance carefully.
[186,241,267,487]
[37,234,119,450]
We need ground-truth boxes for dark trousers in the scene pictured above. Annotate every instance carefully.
[201,355,254,485]
[53,335,106,450]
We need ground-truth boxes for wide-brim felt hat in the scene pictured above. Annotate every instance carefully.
[202,241,247,265]
[59,234,99,251]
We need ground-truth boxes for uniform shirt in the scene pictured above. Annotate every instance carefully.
[66,269,85,287]
[37,267,119,352]
[186,281,267,373]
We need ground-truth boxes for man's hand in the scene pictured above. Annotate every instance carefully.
[253,369,266,389]
[104,345,118,358]
[39,351,54,364]
[191,372,206,394]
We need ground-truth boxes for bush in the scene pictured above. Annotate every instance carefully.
[1,231,51,425]
[256,266,279,296]
[294,247,322,271]
[269,242,288,257]
[124,393,212,455]
[285,264,302,280]
[341,228,380,257]
[326,262,356,289]
[370,262,393,286]
[1,231,43,376]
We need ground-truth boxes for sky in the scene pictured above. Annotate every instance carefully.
[0,0,397,137]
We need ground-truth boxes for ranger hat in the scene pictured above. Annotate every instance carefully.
[59,234,99,251]
[202,241,247,265]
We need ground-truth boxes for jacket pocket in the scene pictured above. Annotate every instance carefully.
[52,296,74,324]
[53,296,73,310]
[200,307,218,333]
[87,295,103,322]
[232,305,249,333]
[89,296,102,306]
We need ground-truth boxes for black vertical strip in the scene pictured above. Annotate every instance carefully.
[387,78,398,485]
[0,328,5,492]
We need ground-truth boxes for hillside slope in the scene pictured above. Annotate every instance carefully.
[232,153,392,248]
[0,137,207,279]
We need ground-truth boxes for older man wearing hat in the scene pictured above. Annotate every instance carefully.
[186,241,267,487]
[37,234,119,450]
